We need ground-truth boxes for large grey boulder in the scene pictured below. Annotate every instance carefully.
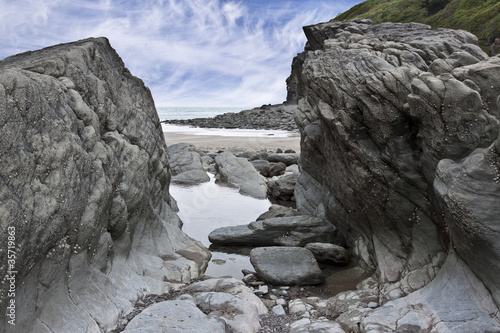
[215,151,268,199]
[0,38,210,332]
[167,142,210,183]
[292,20,499,287]
[267,153,300,166]
[267,172,298,201]
[250,159,270,173]
[124,277,267,333]
[250,247,324,285]
[122,300,227,333]
[305,243,350,265]
[208,215,341,247]
[260,161,287,177]
[256,204,304,220]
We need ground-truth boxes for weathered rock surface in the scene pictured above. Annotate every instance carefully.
[0,38,210,332]
[167,142,210,183]
[291,19,500,330]
[361,253,500,332]
[250,247,324,285]
[305,242,350,265]
[267,172,298,202]
[250,159,270,173]
[162,103,298,131]
[215,151,268,199]
[122,300,227,333]
[260,161,287,177]
[183,278,268,333]
[290,318,346,333]
[123,277,267,333]
[267,152,300,166]
[434,139,500,306]
[208,215,341,247]
[256,204,304,220]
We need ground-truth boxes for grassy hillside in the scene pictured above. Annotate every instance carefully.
[333,0,500,54]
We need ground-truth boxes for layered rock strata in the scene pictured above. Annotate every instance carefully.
[0,38,210,333]
[291,19,500,330]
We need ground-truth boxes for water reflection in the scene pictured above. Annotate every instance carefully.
[169,173,271,278]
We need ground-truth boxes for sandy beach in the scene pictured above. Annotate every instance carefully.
[162,124,301,152]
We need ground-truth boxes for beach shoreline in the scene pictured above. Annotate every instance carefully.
[163,126,301,152]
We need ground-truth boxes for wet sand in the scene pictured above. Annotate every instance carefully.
[163,129,301,152]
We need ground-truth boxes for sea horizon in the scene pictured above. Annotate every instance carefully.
[156,106,250,121]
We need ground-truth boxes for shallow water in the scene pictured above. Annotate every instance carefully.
[170,173,373,294]
[169,173,271,278]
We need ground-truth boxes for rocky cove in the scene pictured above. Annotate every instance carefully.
[1,18,500,333]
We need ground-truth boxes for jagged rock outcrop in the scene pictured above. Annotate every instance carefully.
[291,19,500,330]
[0,38,210,333]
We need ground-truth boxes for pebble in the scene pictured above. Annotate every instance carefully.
[276,298,287,306]
[255,285,269,296]
[272,304,287,316]
[368,302,379,308]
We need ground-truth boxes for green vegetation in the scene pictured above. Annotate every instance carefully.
[333,0,500,54]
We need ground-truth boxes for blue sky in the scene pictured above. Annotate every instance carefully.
[0,0,364,107]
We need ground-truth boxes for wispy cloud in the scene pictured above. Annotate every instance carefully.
[0,0,362,107]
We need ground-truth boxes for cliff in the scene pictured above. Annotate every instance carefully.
[0,38,210,332]
[333,0,500,55]
[292,19,500,330]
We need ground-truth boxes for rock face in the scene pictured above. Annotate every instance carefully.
[0,38,210,332]
[167,142,210,183]
[291,19,500,329]
[434,139,500,307]
[250,247,324,285]
[208,215,341,247]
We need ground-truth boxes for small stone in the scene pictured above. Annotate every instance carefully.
[212,259,226,265]
[272,304,286,316]
[368,302,379,308]
[259,285,269,294]
[276,298,287,306]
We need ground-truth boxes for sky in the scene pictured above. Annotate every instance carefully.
[0,0,364,107]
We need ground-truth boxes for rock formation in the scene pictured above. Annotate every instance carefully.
[208,215,340,247]
[162,103,298,131]
[291,19,500,330]
[0,38,210,332]
[250,247,324,285]
[167,142,210,183]
[215,151,268,199]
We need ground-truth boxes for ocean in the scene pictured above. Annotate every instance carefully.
[156,106,245,121]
